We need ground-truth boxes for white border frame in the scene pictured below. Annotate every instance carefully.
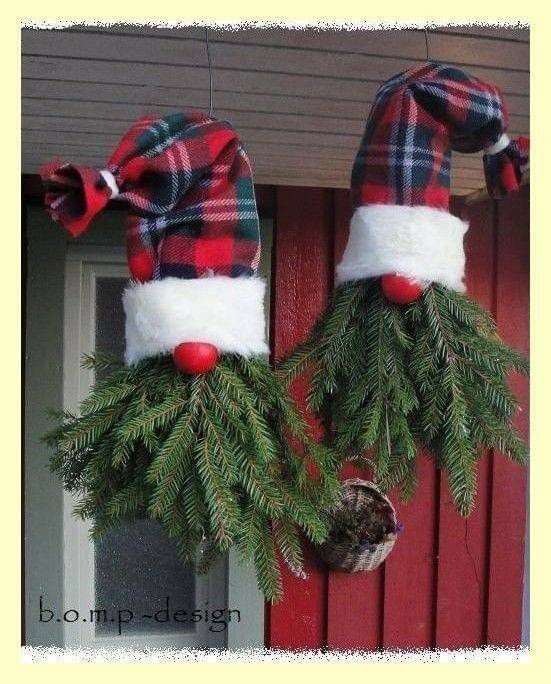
[61,246,226,650]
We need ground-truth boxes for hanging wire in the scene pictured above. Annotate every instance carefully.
[424,27,431,62]
[205,27,214,117]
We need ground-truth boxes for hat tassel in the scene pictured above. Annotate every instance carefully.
[484,135,529,199]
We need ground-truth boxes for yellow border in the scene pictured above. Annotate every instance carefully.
[6,2,549,679]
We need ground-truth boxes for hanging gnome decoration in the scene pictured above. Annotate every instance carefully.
[41,112,339,602]
[282,63,529,515]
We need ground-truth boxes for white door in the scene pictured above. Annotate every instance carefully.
[62,247,227,650]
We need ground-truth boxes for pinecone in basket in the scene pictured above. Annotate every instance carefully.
[328,495,396,553]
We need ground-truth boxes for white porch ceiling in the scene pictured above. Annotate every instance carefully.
[21,25,529,195]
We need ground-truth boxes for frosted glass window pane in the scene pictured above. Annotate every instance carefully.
[95,277,126,375]
[93,276,196,637]
[94,519,196,636]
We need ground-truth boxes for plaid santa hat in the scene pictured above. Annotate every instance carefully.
[337,62,529,292]
[41,112,268,365]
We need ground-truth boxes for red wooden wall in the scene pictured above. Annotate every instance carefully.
[267,184,529,650]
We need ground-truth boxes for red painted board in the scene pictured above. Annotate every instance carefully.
[435,197,495,648]
[378,188,447,644]
[486,186,529,646]
[382,455,438,649]
[326,189,385,651]
[267,186,333,649]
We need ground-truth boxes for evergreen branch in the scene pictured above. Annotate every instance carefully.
[272,517,305,578]
[276,278,529,518]
[44,353,342,601]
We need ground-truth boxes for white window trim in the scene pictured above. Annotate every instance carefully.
[61,246,227,650]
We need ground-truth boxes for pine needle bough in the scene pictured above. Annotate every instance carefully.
[279,279,529,515]
[45,353,340,603]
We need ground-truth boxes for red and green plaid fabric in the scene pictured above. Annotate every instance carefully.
[41,112,260,280]
[351,62,529,210]
[484,135,529,199]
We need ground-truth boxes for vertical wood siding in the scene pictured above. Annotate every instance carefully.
[268,187,334,649]
[268,185,529,650]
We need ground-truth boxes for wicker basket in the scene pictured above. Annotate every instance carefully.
[318,479,397,573]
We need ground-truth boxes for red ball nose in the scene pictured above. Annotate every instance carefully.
[172,342,220,375]
[381,273,424,305]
